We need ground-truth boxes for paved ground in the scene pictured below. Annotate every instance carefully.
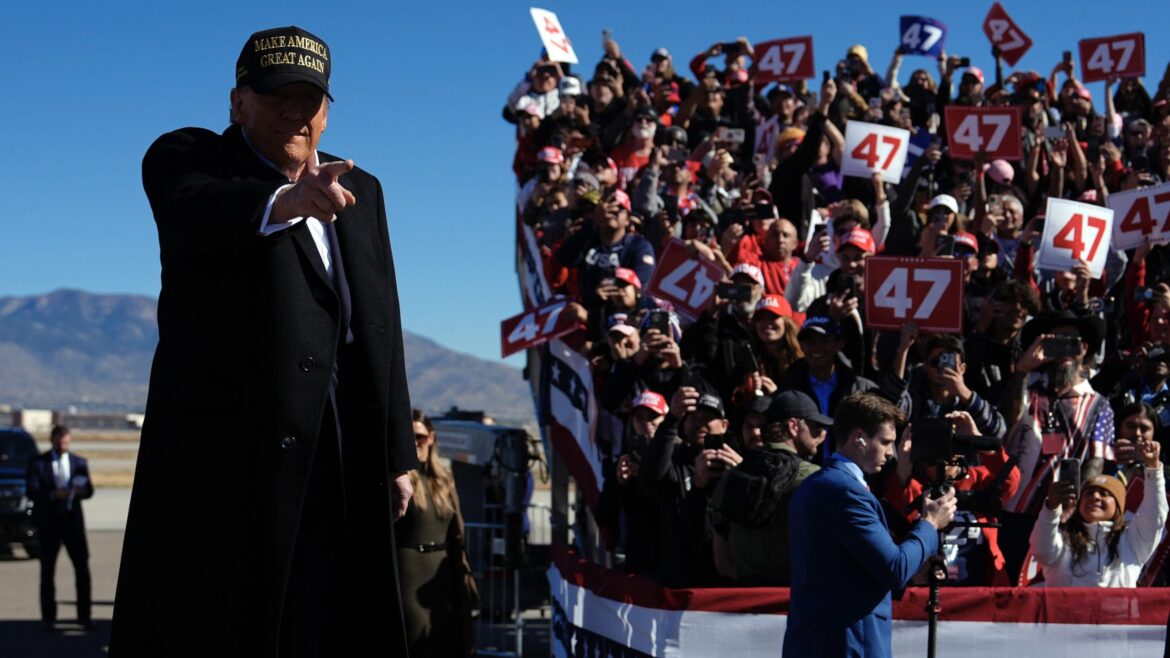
[0,483,551,656]
[0,529,121,657]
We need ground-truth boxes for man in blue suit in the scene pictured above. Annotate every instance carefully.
[26,425,95,631]
[785,393,956,657]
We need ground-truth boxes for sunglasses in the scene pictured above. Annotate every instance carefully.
[705,87,725,96]
[954,247,978,258]
[414,433,430,442]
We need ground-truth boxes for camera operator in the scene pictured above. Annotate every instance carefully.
[640,386,740,587]
[596,391,668,576]
[712,391,829,585]
[1030,439,1166,587]
[1000,311,1116,581]
[887,333,1007,440]
[884,412,1020,586]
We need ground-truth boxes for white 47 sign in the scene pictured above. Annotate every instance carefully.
[1108,182,1170,250]
[865,257,964,333]
[842,121,910,183]
[1036,198,1114,279]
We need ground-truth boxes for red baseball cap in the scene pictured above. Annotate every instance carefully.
[837,228,876,254]
[731,263,765,287]
[614,267,642,289]
[611,189,631,211]
[953,231,979,253]
[537,146,564,164]
[632,391,669,416]
[754,294,793,319]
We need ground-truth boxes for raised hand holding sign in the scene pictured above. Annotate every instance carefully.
[1036,198,1114,278]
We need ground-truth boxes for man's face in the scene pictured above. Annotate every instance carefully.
[925,347,966,394]
[231,82,328,175]
[701,83,724,115]
[51,432,72,454]
[1153,305,1170,344]
[741,411,766,448]
[729,274,763,318]
[1045,326,1086,389]
[766,219,797,260]
[683,407,727,442]
[856,422,897,474]
[630,407,664,439]
[799,332,840,370]
[795,419,827,458]
[836,244,868,278]
[1000,203,1022,236]
[994,300,1029,333]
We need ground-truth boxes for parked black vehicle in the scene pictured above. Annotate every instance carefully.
[0,427,39,558]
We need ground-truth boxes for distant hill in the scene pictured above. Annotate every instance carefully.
[0,290,534,424]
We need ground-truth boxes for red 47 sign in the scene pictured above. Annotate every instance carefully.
[864,257,964,334]
[500,299,581,358]
[944,106,1022,161]
[841,121,910,183]
[529,8,578,64]
[983,3,1033,67]
[1036,198,1115,279]
[646,239,723,321]
[751,36,815,83]
[1107,182,1170,250]
[1079,33,1145,83]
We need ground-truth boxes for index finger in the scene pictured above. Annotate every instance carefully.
[318,159,355,181]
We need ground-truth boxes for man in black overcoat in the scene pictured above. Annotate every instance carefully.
[110,26,416,657]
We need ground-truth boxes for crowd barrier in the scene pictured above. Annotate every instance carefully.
[548,544,1170,657]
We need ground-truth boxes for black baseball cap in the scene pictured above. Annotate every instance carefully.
[767,391,834,426]
[695,393,726,419]
[798,315,842,338]
[236,26,333,100]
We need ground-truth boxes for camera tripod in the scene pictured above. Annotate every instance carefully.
[925,518,999,658]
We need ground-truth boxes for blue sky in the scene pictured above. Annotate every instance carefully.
[5,1,1165,366]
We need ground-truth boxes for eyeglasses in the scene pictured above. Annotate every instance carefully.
[414,433,430,442]
[954,247,978,258]
[704,87,725,96]
[634,116,656,124]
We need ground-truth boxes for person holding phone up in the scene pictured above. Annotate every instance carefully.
[1029,438,1166,587]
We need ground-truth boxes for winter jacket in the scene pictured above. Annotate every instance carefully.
[1030,465,1168,587]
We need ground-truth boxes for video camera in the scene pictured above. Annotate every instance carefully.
[910,417,1002,515]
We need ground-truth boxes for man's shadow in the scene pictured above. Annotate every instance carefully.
[0,619,110,657]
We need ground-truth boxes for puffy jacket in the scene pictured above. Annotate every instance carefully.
[1030,466,1168,587]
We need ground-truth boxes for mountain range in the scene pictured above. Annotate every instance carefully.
[0,290,535,425]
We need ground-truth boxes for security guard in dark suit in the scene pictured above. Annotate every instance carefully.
[26,424,94,630]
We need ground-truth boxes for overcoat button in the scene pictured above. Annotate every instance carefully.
[280,436,297,450]
[299,356,315,372]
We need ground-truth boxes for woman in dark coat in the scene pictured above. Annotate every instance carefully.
[400,410,477,657]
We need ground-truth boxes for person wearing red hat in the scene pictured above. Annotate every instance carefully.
[787,225,875,314]
[749,294,806,386]
[595,388,668,576]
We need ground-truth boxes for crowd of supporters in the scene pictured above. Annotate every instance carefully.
[505,26,1170,589]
